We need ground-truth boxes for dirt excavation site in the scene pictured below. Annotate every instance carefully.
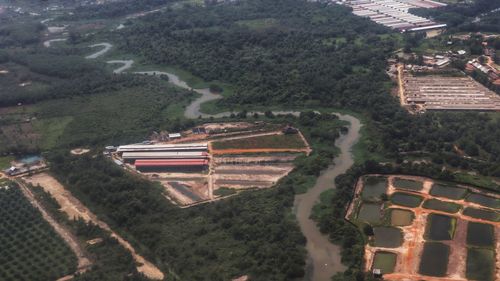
[110,121,310,207]
[22,173,164,280]
[346,174,500,281]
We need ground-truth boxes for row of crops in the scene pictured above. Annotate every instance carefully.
[0,184,77,281]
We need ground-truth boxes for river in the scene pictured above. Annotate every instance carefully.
[48,39,362,280]
[294,114,361,281]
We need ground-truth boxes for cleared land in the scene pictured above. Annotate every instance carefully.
[23,173,164,280]
[403,74,500,111]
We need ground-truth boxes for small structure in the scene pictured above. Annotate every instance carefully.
[282,126,298,134]
[168,133,181,140]
[373,268,382,278]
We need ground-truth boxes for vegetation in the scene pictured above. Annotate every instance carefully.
[212,133,306,150]
[0,184,77,281]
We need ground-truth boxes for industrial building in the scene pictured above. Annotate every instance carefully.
[335,0,447,32]
[116,143,209,172]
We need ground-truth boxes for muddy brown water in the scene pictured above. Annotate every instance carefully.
[294,114,361,281]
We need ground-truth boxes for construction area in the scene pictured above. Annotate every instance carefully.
[111,122,310,207]
[335,0,447,32]
[346,174,500,281]
[400,70,500,111]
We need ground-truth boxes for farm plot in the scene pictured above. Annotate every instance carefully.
[373,227,403,248]
[392,177,423,191]
[212,133,306,150]
[463,207,500,222]
[426,214,456,241]
[466,248,495,281]
[0,186,77,281]
[389,209,413,226]
[357,203,382,224]
[372,251,396,274]
[466,193,500,209]
[467,222,494,247]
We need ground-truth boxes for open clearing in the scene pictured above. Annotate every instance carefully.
[23,173,164,280]
[346,174,500,281]
[114,122,307,207]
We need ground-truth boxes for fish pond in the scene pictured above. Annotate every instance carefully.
[393,178,423,191]
[357,203,382,224]
[466,248,494,281]
[423,199,461,213]
[361,176,387,201]
[372,251,396,274]
[467,222,495,247]
[390,192,423,208]
[429,183,467,200]
[426,214,456,241]
[373,227,403,248]
[466,193,500,209]
[418,242,449,277]
[463,207,500,222]
[389,209,413,226]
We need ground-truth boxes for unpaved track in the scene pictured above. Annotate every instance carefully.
[85,43,113,59]
[43,38,67,47]
[294,114,361,281]
[107,60,134,74]
[16,179,92,279]
[23,173,164,280]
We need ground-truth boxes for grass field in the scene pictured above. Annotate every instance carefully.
[212,134,306,150]
[0,186,77,280]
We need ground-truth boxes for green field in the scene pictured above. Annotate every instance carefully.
[212,134,306,150]
[423,199,461,213]
[372,251,397,274]
[393,178,423,191]
[0,186,77,280]
[390,192,423,208]
[466,248,495,281]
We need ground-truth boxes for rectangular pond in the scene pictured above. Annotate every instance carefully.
[390,192,423,208]
[423,199,461,213]
[393,178,423,191]
[373,227,403,248]
[466,193,500,209]
[426,214,456,241]
[357,203,382,224]
[467,222,495,247]
[362,176,387,201]
[463,207,500,222]
[418,242,449,277]
[430,183,467,200]
[466,248,494,281]
[390,209,413,226]
[372,251,397,274]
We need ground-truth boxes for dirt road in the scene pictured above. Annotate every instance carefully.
[85,43,113,59]
[16,179,92,280]
[23,173,164,280]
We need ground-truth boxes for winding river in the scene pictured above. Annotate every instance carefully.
[294,114,361,281]
[52,39,363,280]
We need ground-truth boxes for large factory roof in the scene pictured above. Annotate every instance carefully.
[117,143,208,153]
[135,159,209,167]
[122,151,209,159]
